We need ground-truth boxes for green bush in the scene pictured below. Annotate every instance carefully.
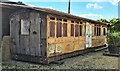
[108,32,120,46]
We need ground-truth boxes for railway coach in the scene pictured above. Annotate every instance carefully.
[7,3,108,64]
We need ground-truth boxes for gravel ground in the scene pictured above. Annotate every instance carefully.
[2,49,119,69]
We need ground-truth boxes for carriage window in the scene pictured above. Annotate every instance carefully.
[50,17,55,20]
[79,25,82,36]
[50,22,55,37]
[75,21,79,24]
[80,22,83,24]
[103,28,106,36]
[75,25,79,37]
[99,28,101,36]
[56,22,62,37]
[97,27,99,36]
[21,20,30,35]
[71,21,74,23]
[63,23,67,37]
[71,24,74,36]
[63,19,67,22]
[57,18,62,21]
[94,27,96,36]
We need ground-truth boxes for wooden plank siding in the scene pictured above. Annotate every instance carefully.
[9,6,108,63]
[47,15,86,57]
[10,9,47,57]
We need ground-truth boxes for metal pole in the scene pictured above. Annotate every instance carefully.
[68,0,70,14]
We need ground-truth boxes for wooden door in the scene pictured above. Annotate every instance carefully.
[86,22,92,48]
[19,12,41,56]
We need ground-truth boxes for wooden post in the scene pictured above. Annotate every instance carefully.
[0,6,2,48]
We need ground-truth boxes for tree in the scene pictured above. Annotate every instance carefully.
[97,18,120,32]
[97,18,109,23]
[109,18,120,32]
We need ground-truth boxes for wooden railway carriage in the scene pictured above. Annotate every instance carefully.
[9,4,108,64]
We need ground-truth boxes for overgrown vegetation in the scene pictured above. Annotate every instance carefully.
[108,32,120,46]
[97,18,120,46]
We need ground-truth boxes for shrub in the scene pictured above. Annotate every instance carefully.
[108,32,120,46]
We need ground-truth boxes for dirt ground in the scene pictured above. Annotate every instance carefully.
[2,49,119,69]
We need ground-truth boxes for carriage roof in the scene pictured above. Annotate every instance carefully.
[0,3,108,25]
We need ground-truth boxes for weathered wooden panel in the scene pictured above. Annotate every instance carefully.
[0,7,2,47]
[62,41,74,53]
[19,12,30,55]
[10,17,17,54]
[2,36,11,61]
[30,12,37,56]
[47,43,55,56]
[79,37,85,50]
[11,15,20,54]
[55,37,63,43]
[92,36,97,47]
[74,39,79,51]
[40,13,47,39]
[79,40,85,50]
[20,36,27,54]
[55,43,62,53]
[15,15,21,54]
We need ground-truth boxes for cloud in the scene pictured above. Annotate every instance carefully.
[45,6,54,9]
[27,4,54,9]
[109,0,120,6]
[91,0,120,6]
[91,0,107,2]
[9,0,120,6]
[76,13,104,20]
[86,3,103,9]
[28,4,37,7]
[9,0,24,2]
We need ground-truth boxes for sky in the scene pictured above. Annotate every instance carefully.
[8,0,120,21]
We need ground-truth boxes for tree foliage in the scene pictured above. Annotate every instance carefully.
[97,18,120,32]
[97,19,109,23]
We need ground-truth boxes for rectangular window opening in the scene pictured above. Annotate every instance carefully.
[103,28,106,36]
[80,25,82,36]
[75,25,79,37]
[71,21,74,23]
[56,22,62,37]
[63,23,67,37]
[57,18,62,21]
[71,24,74,36]
[21,19,30,35]
[63,19,67,22]
[50,17,55,20]
[50,22,55,37]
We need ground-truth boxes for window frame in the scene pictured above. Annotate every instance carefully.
[63,19,68,37]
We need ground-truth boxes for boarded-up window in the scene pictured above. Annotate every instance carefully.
[80,25,82,36]
[21,20,30,35]
[50,22,55,37]
[75,25,79,37]
[63,23,67,37]
[56,22,62,37]
[71,24,74,36]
